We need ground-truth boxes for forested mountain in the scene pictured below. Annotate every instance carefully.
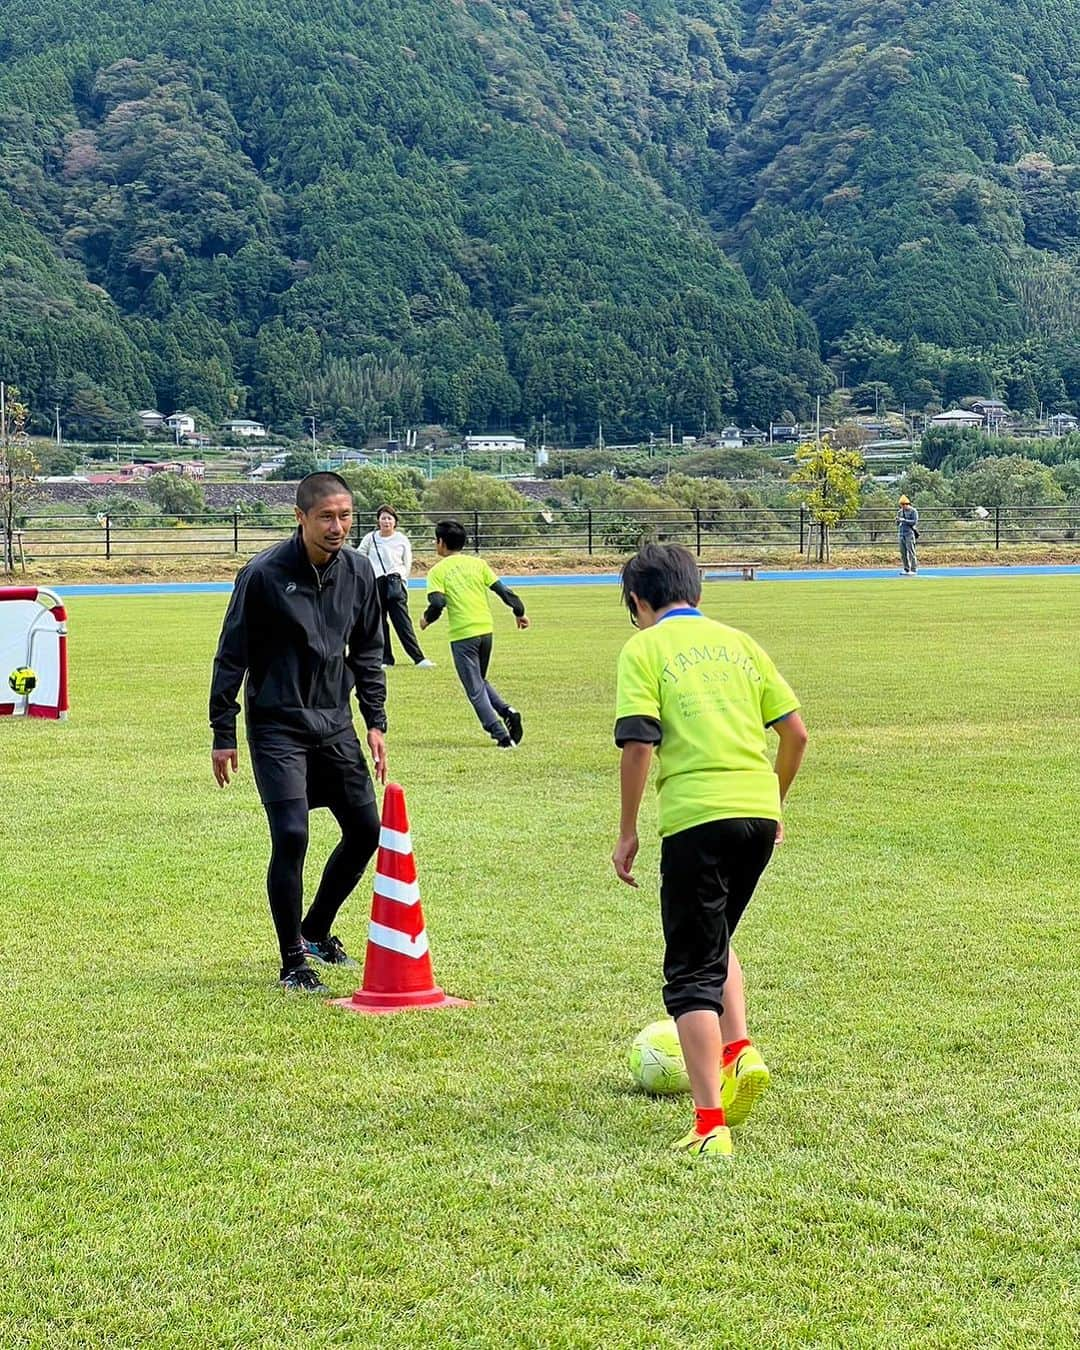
[0,0,1078,441]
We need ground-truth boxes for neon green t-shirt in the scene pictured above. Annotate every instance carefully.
[615,612,800,837]
[426,554,499,641]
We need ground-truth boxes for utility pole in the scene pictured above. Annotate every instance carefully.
[669,422,674,448]
[308,415,317,457]
[386,416,393,444]
[815,395,821,446]
[598,420,604,452]
[55,404,62,447]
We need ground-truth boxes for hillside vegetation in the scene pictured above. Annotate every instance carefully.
[1,1,1078,440]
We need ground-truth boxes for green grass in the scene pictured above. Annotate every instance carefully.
[2,578,1078,1347]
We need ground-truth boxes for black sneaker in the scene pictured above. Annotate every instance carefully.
[302,935,358,968]
[279,964,329,993]
[504,708,524,745]
[495,736,516,749]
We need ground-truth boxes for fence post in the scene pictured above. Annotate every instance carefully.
[105,514,111,560]
[233,509,240,553]
[995,505,1001,550]
[473,511,480,553]
[587,509,593,556]
[799,506,805,554]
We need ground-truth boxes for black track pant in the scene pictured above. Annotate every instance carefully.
[377,574,426,665]
[264,795,380,972]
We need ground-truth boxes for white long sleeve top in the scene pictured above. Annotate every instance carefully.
[357,528,413,580]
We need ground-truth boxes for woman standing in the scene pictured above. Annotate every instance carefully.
[357,505,435,668]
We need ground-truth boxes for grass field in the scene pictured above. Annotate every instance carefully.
[2,577,1078,1347]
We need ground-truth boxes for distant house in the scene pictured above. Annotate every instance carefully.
[1046,413,1078,436]
[164,413,195,437]
[770,423,800,443]
[138,410,165,432]
[741,426,768,444]
[147,460,205,479]
[969,399,1011,430]
[465,433,526,454]
[929,409,984,430]
[719,425,743,448]
[222,418,268,439]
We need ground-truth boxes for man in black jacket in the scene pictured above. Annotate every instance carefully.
[210,472,388,992]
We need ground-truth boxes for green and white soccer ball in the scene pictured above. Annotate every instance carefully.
[628,1018,690,1096]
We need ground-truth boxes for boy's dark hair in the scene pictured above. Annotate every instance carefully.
[435,519,467,552]
[621,543,701,619]
[375,503,398,523]
[296,472,352,513]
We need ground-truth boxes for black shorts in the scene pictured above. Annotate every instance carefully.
[249,726,374,810]
[659,817,776,1020]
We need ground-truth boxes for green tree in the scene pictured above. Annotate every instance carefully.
[145,473,206,520]
[0,386,39,571]
[339,466,425,517]
[271,452,318,481]
[951,457,1065,508]
[790,435,863,561]
[421,469,535,544]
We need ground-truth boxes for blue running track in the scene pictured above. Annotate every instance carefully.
[48,563,1080,598]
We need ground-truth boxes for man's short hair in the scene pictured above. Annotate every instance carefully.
[375,503,399,523]
[296,472,352,513]
[435,519,467,552]
[620,543,701,619]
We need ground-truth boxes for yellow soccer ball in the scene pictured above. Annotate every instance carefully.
[628,1018,691,1095]
[8,667,37,696]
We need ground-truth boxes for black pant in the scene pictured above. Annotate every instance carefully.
[264,793,380,972]
[659,818,776,1019]
[450,634,510,740]
[377,574,425,665]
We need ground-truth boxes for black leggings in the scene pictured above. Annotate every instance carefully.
[264,795,381,971]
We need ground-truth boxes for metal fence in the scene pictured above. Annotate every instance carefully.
[7,504,1079,564]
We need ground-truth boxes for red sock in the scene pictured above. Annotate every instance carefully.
[723,1037,752,1068]
[694,1106,726,1135]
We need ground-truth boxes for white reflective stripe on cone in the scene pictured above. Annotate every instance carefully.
[379,826,412,854]
[373,873,420,905]
[367,921,430,958]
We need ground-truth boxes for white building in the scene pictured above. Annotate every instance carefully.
[164,412,196,437]
[720,425,743,448]
[222,418,268,439]
[465,433,526,454]
[138,410,165,431]
[929,409,984,430]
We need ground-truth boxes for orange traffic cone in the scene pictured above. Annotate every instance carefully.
[332,783,471,1014]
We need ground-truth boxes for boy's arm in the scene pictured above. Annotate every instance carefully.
[613,742,654,886]
[419,591,445,629]
[489,579,529,629]
[770,711,808,843]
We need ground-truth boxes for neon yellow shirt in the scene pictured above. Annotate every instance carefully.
[426,554,499,641]
[615,611,800,837]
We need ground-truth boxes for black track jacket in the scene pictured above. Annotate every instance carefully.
[209,530,387,751]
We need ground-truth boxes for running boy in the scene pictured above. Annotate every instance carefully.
[612,543,807,1159]
[419,519,529,747]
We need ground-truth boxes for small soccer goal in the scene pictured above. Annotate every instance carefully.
[0,586,69,720]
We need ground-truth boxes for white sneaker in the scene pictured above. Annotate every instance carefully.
[415,659,436,668]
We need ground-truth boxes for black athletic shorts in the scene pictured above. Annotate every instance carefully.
[249,726,375,809]
[659,817,776,1020]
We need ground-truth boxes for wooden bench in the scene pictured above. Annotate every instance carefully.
[697,561,757,582]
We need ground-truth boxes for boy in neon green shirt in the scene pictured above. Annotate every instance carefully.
[419,519,529,746]
[613,543,808,1159]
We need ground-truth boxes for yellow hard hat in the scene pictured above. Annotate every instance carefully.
[898,495,911,505]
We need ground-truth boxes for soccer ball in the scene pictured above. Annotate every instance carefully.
[628,1018,690,1095]
[8,667,37,696]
